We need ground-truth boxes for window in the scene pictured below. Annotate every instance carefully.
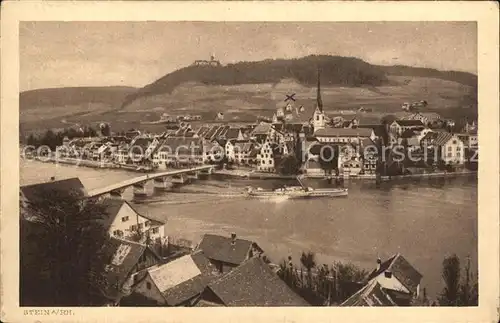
[145,221,151,227]
[453,140,457,144]
[138,223,143,230]
[457,153,461,158]
[152,227,159,234]
[146,282,152,290]
[269,160,272,164]
[121,216,129,222]
[447,153,452,157]
[456,147,461,151]
[131,225,137,231]
[316,115,319,121]
[448,147,452,151]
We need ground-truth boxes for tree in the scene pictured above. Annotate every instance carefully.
[300,251,317,288]
[278,155,301,175]
[439,254,461,306]
[317,143,338,176]
[21,190,111,306]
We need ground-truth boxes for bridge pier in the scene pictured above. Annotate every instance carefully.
[187,171,199,180]
[133,182,148,197]
[153,177,172,190]
[171,174,187,184]
[110,188,126,198]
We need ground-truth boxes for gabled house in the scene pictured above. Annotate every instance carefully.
[203,140,225,164]
[198,257,309,307]
[366,254,423,306]
[314,128,373,145]
[390,120,425,136]
[101,237,160,304]
[341,279,397,307]
[421,132,465,165]
[152,137,204,168]
[256,140,276,172]
[131,250,220,306]
[100,198,167,244]
[195,233,264,274]
[227,140,255,165]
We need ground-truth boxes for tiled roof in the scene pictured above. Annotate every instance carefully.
[252,123,272,135]
[20,177,87,202]
[367,254,422,295]
[341,279,397,306]
[157,138,203,155]
[131,137,154,150]
[394,120,425,127]
[314,128,373,138]
[224,128,241,140]
[102,237,148,300]
[159,251,220,306]
[207,257,309,306]
[197,234,256,265]
[233,141,254,153]
[203,125,220,140]
[196,126,210,138]
[433,132,454,146]
[401,129,418,139]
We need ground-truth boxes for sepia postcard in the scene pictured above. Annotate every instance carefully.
[1,1,499,322]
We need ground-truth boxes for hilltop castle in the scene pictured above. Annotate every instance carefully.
[192,54,221,67]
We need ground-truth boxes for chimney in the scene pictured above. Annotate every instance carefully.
[376,258,382,271]
[230,233,236,245]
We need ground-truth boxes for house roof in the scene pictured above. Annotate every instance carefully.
[102,237,148,300]
[252,123,272,135]
[207,257,309,306]
[224,128,241,140]
[400,129,418,139]
[433,132,455,146]
[20,177,87,202]
[394,120,425,127]
[341,279,397,306]
[159,250,220,306]
[203,125,220,140]
[131,137,154,150]
[367,254,423,295]
[233,141,254,154]
[314,128,373,138]
[196,126,210,138]
[100,198,165,230]
[157,137,203,155]
[197,233,258,265]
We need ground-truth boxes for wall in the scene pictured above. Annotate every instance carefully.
[373,274,410,295]
[134,274,166,305]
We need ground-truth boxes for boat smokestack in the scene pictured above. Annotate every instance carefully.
[230,232,236,245]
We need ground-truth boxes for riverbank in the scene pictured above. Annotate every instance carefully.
[24,155,478,182]
[214,168,478,181]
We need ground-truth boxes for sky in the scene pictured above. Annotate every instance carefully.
[20,21,477,92]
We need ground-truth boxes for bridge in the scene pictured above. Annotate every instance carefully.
[88,165,214,198]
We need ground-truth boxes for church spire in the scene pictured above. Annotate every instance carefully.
[316,68,323,112]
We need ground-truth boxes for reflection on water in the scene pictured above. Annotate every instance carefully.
[20,160,478,299]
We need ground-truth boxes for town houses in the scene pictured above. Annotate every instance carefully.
[42,69,477,178]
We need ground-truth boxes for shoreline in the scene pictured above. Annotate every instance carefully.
[24,156,478,182]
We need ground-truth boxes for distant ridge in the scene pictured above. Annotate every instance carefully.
[20,86,137,110]
[121,55,477,109]
[378,65,477,87]
[121,55,389,108]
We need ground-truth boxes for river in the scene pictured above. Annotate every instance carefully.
[20,159,478,300]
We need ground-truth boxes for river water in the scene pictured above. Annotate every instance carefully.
[20,159,478,299]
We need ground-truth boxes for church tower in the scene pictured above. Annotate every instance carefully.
[313,68,326,132]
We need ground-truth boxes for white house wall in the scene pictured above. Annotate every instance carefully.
[134,274,166,305]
